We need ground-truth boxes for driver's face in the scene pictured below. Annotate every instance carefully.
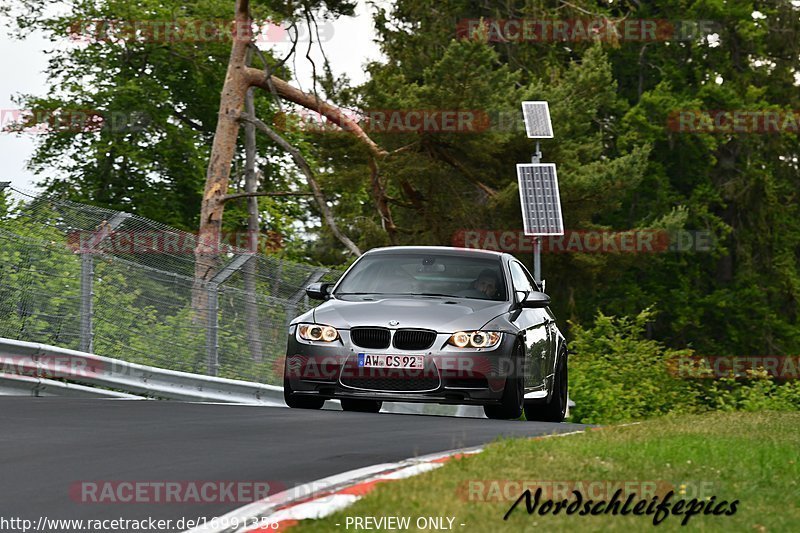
[475,277,497,297]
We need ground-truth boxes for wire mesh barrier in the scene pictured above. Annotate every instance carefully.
[0,189,343,385]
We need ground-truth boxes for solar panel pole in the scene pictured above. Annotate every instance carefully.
[532,143,540,283]
[530,143,542,284]
[519,101,563,289]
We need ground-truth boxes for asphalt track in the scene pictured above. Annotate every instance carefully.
[0,397,588,531]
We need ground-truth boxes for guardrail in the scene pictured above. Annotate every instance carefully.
[0,338,473,414]
[0,338,284,405]
[0,373,143,398]
[0,337,570,418]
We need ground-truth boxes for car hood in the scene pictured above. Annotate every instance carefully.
[310,296,511,332]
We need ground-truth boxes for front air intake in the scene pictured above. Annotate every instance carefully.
[393,329,436,350]
[350,327,391,349]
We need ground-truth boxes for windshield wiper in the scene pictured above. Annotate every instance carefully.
[335,292,393,296]
[413,293,499,301]
[337,292,480,299]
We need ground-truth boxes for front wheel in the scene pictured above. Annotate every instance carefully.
[484,342,524,420]
[524,350,568,422]
[340,399,382,413]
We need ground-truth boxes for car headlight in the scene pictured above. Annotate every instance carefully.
[298,324,339,342]
[448,331,501,349]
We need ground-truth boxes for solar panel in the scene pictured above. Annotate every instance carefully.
[516,163,564,236]
[521,101,553,138]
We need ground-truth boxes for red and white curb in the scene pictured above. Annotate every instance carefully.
[184,427,595,533]
[243,453,477,533]
[183,447,482,533]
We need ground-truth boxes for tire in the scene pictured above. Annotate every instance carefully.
[484,342,524,420]
[524,350,568,422]
[340,398,383,413]
[283,374,324,410]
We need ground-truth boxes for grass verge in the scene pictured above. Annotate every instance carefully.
[293,411,800,532]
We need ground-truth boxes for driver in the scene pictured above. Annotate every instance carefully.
[473,269,499,299]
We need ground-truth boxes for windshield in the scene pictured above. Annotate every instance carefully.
[334,253,506,301]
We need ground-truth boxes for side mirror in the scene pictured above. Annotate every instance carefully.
[520,291,550,309]
[306,282,332,301]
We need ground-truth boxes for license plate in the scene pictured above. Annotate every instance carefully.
[358,353,424,369]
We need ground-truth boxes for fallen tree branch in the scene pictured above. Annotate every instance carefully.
[249,43,283,111]
[239,112,362,256]
[245,68,388,158]
[368,157,399,244]
[221,191,314,202]
[432,144,497,197]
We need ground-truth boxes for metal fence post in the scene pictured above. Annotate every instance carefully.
[78,212,131,353]
[79,254,94,353]
[206,282,219,376]
[206,254,255,376]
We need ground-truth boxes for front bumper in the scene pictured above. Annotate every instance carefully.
[284,327,517,405]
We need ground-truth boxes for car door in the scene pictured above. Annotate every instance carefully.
[519,261,558,390]
[507,260,551,392]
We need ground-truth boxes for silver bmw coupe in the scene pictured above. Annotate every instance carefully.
[283,246,568,421]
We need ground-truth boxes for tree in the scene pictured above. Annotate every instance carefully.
[313,0,800,356]
[193,0,376,313]
[8,0,360,239]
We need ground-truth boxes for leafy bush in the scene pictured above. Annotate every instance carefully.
[568,309,800,424]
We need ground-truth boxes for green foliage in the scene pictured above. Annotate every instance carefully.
[340,0,800,358]
[5,0,800,412]
[294,412,800,532]
[694,372,800,414]
[569,308,800,425]
[0,198,83,348]
[569,308,693,424]
[8,0,355,250]
[0,196,339,385]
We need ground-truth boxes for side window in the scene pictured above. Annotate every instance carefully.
[518,262,541,292]
[509,262,534,300]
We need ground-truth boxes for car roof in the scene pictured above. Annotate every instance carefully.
[364,245,509,260]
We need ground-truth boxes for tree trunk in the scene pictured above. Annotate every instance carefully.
[193,0,252,318]
[243,85,264,362]
[193,0,387,322]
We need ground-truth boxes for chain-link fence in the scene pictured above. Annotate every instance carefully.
[0,188,343,385]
